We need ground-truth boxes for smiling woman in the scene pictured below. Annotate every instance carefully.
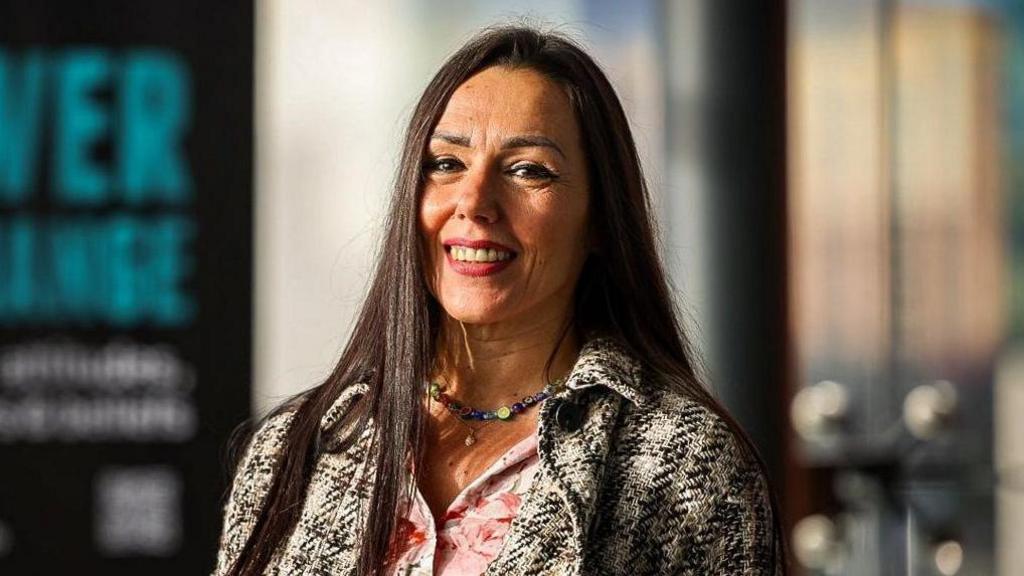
[420,65,590,329]
[214,25,785,576]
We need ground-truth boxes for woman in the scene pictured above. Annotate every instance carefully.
[215,25,785,575]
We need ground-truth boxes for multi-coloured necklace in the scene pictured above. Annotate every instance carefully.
[427,376,566,446]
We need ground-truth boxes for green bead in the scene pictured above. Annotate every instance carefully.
[428,383,441,398]
[496,406,512,420]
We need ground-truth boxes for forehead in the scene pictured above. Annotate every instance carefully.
[435,66,578,139]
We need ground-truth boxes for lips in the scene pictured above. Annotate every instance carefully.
[444,251,514,276]
[442,237,517,277]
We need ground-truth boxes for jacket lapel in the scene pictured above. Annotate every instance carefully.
[484,336,646,574]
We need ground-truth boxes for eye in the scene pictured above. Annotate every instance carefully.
[507,162,558,181]
[424,156,464,174]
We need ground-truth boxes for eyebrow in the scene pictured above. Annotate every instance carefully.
[430,131,566,159]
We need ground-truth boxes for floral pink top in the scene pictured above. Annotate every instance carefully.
[386,428,540,575]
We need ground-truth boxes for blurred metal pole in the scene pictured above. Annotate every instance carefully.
[697,0,790,484]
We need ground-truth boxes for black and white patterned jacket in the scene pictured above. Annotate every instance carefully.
[213,336,782,575]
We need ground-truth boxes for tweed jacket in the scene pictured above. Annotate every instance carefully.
[213,336,782,575]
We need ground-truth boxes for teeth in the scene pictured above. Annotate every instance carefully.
[450,245,512,263]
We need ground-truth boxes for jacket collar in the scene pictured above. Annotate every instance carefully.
[318,334,648,432]
[558,334,648,406]
[313,335,650,575]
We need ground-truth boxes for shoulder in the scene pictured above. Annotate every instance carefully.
[213,409,297,575]
[598,385,780,572]
[578,335,770,508]
[618,385,767,505]
[213,379,374,575]
[576,335,769,511]
[228,409,297,501]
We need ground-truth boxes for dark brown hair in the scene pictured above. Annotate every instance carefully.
[225,24,785,576]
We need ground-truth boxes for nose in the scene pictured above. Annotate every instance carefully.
[454,164,500,224]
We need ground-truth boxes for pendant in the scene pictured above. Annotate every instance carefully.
[464,433,476,446]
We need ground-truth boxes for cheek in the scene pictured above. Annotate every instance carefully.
[418,198,445,253]
[522,209,588,278]
[543,201,588,254]
[417,201,447,296]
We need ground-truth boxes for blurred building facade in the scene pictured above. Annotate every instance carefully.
[788,0,1023,574]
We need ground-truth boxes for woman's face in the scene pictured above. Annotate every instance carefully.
[419,65,591,328]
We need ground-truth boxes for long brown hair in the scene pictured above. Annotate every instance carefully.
[225,24,785,576]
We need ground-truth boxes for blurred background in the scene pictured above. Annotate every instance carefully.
[0,0,1021,574]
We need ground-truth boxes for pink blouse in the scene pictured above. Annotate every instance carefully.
[386,428,541,575]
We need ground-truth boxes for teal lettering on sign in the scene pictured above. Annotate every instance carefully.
[0,214,196,327]
[0,50,45,203]
[54,49,112,204]
[0,48,192,206]
[0,47,197,327]
[119,51,193,203]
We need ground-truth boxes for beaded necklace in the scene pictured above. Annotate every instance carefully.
[427,376,567,446]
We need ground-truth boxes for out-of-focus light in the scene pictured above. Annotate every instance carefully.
[791,380,850,439]
[934,539,963,575]
[903,380,958,440]
[793,513,842,570]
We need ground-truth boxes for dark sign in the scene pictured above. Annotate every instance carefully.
[0,2,252,573]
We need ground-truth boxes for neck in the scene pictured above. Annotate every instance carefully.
[431,314,581,409]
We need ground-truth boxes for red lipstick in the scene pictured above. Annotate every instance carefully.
[443,238,517,277]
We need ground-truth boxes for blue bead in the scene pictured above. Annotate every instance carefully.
[470,410,484,420]
[512,402,525,413]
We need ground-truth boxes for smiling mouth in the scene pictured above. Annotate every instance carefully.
[445,244,517,263]
[442,244,517,277]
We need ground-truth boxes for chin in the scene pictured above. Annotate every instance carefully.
[442,306,507,325]
[436,289,513,323]
[440,295,519,325]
